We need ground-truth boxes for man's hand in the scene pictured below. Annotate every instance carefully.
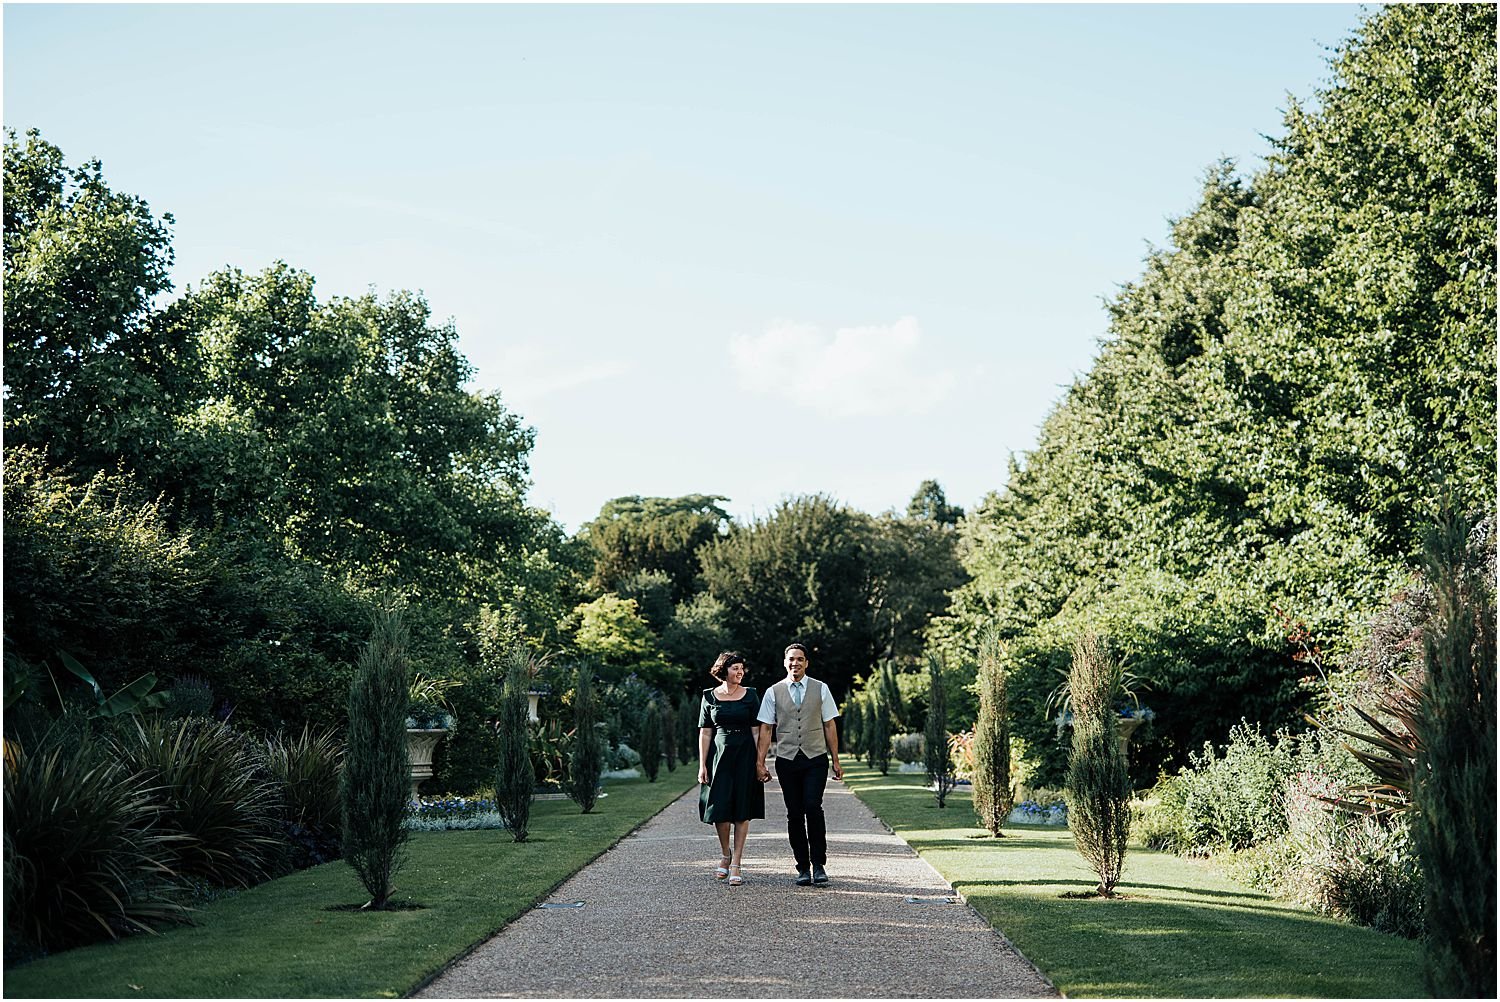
[830,759,843,781]
[757,764,771,783]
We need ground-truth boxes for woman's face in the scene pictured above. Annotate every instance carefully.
[727,662,745,686]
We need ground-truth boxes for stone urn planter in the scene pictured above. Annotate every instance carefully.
[405,727,449,801]
[1116,714,1144,758]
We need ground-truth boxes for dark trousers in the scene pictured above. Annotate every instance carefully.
[774,752,829,869]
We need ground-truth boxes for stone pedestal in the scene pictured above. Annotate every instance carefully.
[406,728,449,801]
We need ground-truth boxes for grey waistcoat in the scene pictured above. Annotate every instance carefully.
[771,677,828,760]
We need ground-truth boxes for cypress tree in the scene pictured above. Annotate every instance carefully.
[871,665,894,776]
[1411,509,1496,997]
[640,700,662,782]
[568,666,604,813]
[340,605,411,910]
[1064,633,1131,896]
[662,699,678,773]
[494,644,533,842]
[973,630,1013,837]
[924,655,955,807]
[843,697,864,757]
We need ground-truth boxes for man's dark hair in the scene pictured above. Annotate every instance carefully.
[784,642,809,657]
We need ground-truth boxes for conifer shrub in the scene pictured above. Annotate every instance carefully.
[661,698,677,772]
[569,667,603,813]
[842,697,864,757]
[1064,633,1132,896]
[923,655,955,807]
[1410,510,1496,997]
[872,662,901,775]
[973,630,1013,836]
[640,699,662,782]
[340,605,411,909]
[494,644,534,842]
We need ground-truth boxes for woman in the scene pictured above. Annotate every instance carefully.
[697,651,765,886]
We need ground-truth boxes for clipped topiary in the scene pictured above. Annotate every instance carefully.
[973,630,1013,837]
[924,655,955,807]
[640,699,662,782]
[1064,632,1132,897]
[340,605,411,909]
[494,644,534,841]
[568,666,604,813]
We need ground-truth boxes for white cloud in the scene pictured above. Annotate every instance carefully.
[475,342,634,410]
[729,316,957,417]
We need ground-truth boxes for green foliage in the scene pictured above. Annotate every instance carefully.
[1,447,205,705]
[699,493,964,698]
[579,495,730,602]
[494,645,534,842]
[3,719,184,953]
[112,716,283,887]
[867,662,901,775]
[261,725,344,870]
[340,607,411,909]
[3,129,178,475]
[972,631,1013,836]
[1410,508,1496,997]
[568,668,604,813]
[922,656,954,807]
[1064,634,1131,896]
[569,594,679,690]
[906,479,964,525]
[937,3,1497,786]
[661,592,733,674]
[639,700,663,783]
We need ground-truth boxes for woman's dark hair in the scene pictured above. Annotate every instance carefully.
[709,652,748,682]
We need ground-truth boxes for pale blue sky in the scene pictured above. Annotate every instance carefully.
[5,2,1371,531]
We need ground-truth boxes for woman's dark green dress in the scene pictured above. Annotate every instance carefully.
[698,687,766,824]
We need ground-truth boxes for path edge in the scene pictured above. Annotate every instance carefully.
[401,781,699,999]
[847,784,1065,999]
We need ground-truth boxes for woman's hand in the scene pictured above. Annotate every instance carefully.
[698,765,709,784]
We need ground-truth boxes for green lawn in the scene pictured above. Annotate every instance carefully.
[3,769,697,999]
[843,765,1425,998]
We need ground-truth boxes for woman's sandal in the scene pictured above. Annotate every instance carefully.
[728,864,744,886]
[715,855,731,879]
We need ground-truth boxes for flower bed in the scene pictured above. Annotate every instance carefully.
[1008,798,1068,826]
[404,794,505,832]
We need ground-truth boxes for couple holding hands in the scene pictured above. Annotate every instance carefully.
[695,643,842,887]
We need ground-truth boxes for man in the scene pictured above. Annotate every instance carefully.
[756,642,843,886]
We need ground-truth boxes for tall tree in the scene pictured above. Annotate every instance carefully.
[340,606,411,910]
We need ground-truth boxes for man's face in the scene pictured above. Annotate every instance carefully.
[784,648,808,681]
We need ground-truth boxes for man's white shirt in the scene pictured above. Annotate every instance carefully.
[756,678,840,725]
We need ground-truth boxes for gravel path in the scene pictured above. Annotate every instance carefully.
[415,774,1058,999]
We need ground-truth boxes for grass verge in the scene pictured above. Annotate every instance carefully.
[842,764,1424,998]
[3,769,698,999]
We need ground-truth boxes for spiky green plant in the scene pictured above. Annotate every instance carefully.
[1065,632,1131,896]
[1410,509,1496,997]
[973,630,1013,837]
[4,719,184,951]
[494,644,534,842]
[113,715,283,886]
[263,724,345,868]
[924,655,955,807]
[340,605,411,909]
[568,667,603,813]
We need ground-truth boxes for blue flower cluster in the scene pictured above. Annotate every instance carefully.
[1015,798,1066,816]
[404,795,506,831]
[1119,705,1156,720]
